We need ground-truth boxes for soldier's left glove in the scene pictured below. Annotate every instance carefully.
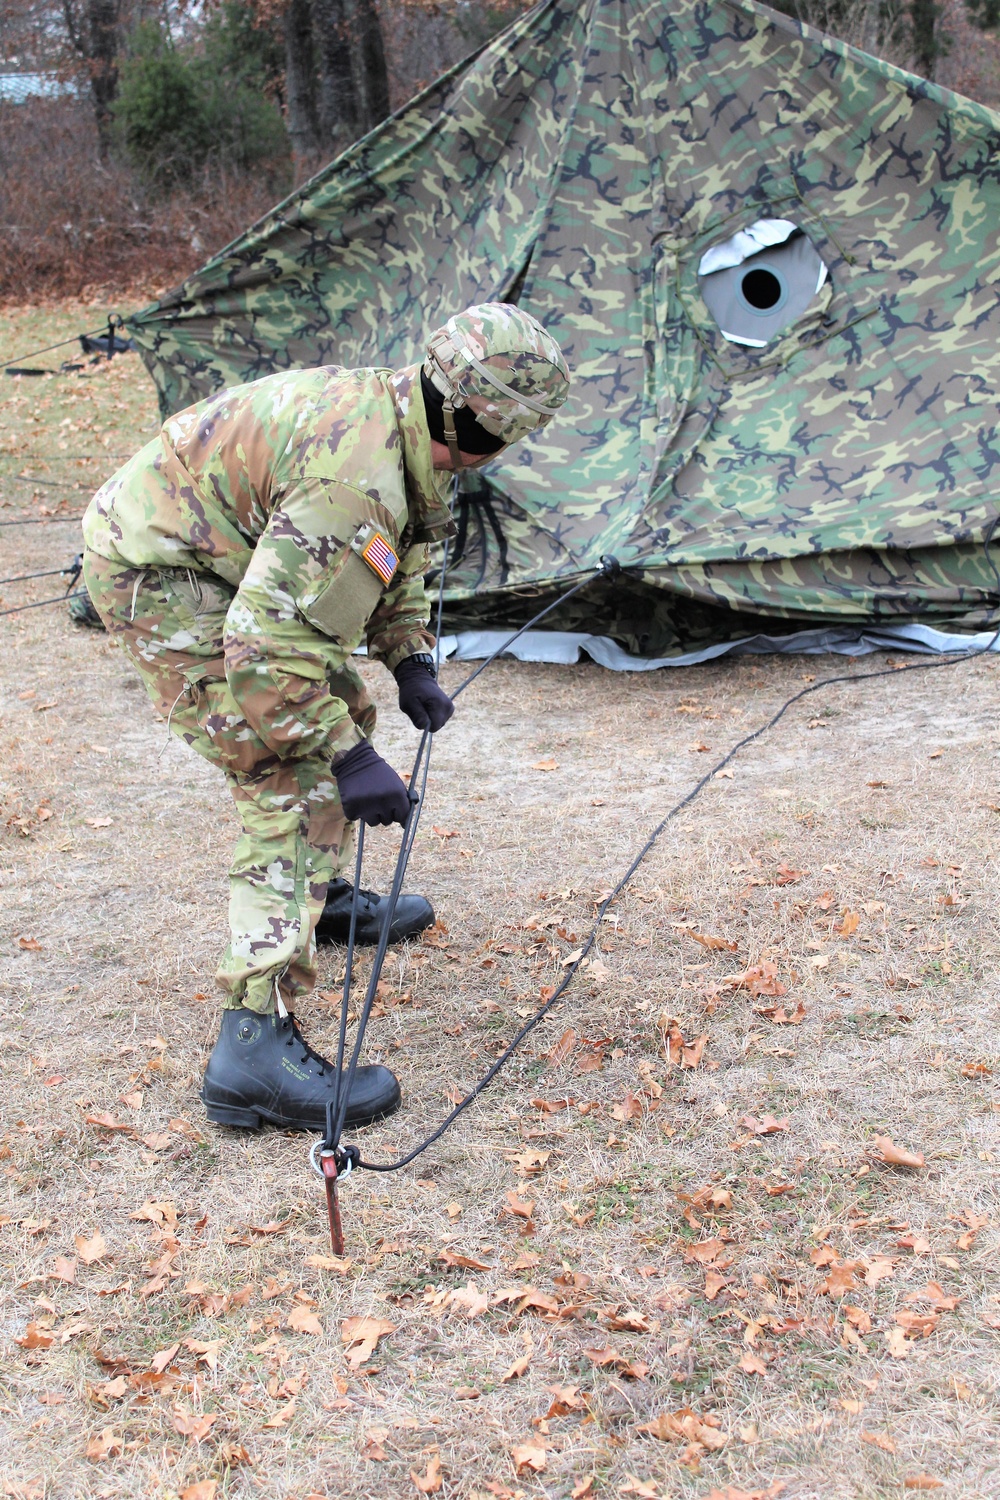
[395,653,454,733]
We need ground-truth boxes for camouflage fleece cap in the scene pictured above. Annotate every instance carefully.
[423,302,570,445]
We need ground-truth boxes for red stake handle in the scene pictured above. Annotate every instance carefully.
[321,1153,345,1256]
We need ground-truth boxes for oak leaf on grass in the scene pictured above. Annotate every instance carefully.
[172,1409,217,1442]
[704,1269,729,1301]
[511,1442,547,1472]
[341,1315,395,1369]
[818,1261,863,1298]
[180,1484,218,1500]
[503,1190,535,1221]
[286,1305,323,1335]
[637,1408,728,1451]
[75,1231,107,1264]
[864,1255,895,1287]
[439,1249,493,1271]
[619,1478,659,1498]
[860,1431,896,1454]
[741,1114,790,1135]
[261,1399,296,1429]
[411,1452,443,1493]
[85,1427,122,1462]
[304,1253,352,1273]
[872,1135,924,1169]
[701,1488,785,1500]
[16,1322,55,1350]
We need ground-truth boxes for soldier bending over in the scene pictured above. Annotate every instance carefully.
[82,305,570,1132]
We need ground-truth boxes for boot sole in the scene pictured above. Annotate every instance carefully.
[202,1090,402,1133]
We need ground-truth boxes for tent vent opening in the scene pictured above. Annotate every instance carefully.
[698,218,829,348]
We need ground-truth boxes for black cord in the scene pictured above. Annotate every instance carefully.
[0,515,86,527]
[0,567,74,586]
[2,327,107,373]
[0,590,87,619]
[348,521,1000,1174]
[449,557,620,701]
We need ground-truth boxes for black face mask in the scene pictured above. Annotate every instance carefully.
[420,369,507,456]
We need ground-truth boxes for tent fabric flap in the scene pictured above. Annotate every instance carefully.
[126,0,1000,654]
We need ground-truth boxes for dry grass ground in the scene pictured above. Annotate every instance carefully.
[1,305,999,1500]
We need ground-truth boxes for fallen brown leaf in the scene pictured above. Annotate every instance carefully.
[860,1431,896,1454]
[172,1409,217,1443]
[411,1453,443,1493]
[873,1135,925,1169]
[75,1231,107,1265]
[818,1261,863,1298]
[180,1484,218,1500]
[341,1315,395,1369]
[637,1407,728,1451]
[503,1190,535,1221]
[741,1114,790,1135]
[686,929,739,952]
[903,1475,944,1490]
[17,1324,53,1351]
[149,1343,180,1373]
[85,1427,122,1462]
[304,1253,352,1273]
[286,1305,323,1336]
[547,1028,577,1065]
[511,1442,547,1472]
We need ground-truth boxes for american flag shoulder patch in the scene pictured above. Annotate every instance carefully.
[352,524,399,585]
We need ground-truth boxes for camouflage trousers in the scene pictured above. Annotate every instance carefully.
[82,551,374,1015]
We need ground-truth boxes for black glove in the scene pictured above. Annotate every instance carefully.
[395,654,454,733]
[334,741,411,826]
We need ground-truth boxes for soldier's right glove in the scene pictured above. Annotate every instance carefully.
[334,741,411,826]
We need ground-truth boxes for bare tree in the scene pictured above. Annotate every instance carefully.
[279,0,390,172]
[62,0,123,156]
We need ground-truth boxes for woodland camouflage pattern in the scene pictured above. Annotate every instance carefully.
[125,0,1000,651]
[82,364,452,1011]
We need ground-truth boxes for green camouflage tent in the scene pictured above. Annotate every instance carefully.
[125,0,1000,659]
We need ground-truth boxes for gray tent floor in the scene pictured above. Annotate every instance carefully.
[439,620,1000,671]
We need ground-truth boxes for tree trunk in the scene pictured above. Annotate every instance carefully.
[88,0,119,156]
[284,0,321,161]
[909,0,942,71]
[62,0,122,159]
[312,0,358,151]
[343,0,389,135]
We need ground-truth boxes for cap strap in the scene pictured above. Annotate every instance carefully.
[456,344,563,417]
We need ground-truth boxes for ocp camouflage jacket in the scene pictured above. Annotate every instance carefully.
[83,364,455,760]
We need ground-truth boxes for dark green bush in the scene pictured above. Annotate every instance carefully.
[115,11,288,192]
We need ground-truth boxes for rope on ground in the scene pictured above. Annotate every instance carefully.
[0,515,86,527]
[332,520,1000,1177]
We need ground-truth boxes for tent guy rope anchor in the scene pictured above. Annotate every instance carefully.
[307,523,1000,1256]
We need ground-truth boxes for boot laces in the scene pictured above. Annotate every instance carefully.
[282,1016,330,1076]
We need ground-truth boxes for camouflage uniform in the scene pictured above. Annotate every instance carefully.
[82,361,454,1015]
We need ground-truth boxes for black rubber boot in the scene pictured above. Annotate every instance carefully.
[315,878,434,947]
[201,1008,401,1131]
